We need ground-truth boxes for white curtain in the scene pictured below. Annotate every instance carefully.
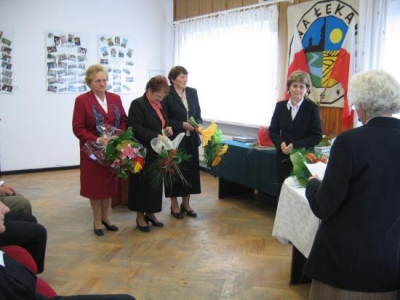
[173,6,279,126]
[357,0,400,79]
[381,0,400,82]
[357,0,400,119]
[357,0,388,71]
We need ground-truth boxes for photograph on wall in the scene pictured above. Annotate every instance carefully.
[98,34,135,93]
[45,31,88,93]
[0,28,14,93]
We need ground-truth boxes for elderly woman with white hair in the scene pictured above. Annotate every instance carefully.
[304,70,400,300]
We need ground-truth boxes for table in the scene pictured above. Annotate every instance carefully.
[272,177,320,284]
[211,140,279,198]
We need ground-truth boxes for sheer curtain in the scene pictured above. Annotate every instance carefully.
[358,0,400,78]
[381,0,400,83]
[173,6,279,126]
[357,0,400,119]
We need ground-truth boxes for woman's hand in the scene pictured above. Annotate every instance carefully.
[96,136,112,145]
[0,183,16,196]
[280,142,293,154]
[183,122,194,131]
[164,126,173,137]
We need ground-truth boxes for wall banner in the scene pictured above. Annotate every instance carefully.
[287,0,359,114]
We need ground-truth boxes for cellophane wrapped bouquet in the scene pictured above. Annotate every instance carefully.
[83,125,146,179]
[188,117,228,168]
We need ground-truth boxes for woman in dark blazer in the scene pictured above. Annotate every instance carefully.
[269,70,323,188]
[305,70,400,299]
[73,64,127,236]
[162,66,202,219]
[128,76,172,232]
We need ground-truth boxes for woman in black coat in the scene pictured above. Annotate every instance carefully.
[305,70,400,299]
[128,76,172,232]
[269,70,323,189]
[162,66,202,219]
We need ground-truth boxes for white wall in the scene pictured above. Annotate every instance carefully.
[0,0,173,172]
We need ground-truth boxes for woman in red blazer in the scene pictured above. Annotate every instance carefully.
[72,64,127,236]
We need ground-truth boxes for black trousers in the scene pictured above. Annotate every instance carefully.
[0,211,47,273]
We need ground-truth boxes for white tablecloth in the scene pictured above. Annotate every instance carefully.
[272,177,320,258]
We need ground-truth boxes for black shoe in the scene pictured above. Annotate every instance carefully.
[144,215,164,227]
[93,224,104,236]
[102,221,119,231]
[180,204,197,217]
[136,219,150,232]
[170,207,184,219]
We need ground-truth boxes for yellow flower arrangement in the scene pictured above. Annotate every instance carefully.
[188,117,228,168]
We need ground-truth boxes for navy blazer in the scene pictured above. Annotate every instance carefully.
[269,98,323,151]
[162,85,202,147]
[305,117,400,292]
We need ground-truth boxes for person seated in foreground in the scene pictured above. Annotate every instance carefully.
[0,208,47,273]
[0,177,32,214]
[0,201,136,300]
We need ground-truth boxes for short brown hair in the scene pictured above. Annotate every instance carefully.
[168,66,188,84]
[85,64,108,85]
[286,70,311,92]
[145,75,169,93]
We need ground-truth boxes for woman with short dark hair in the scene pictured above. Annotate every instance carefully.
[128,76,173,232]
[162,66,202,219]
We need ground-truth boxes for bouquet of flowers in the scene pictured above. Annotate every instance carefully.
[83,125,146,179]
[290,148,328,187]
[145,132,192,190]
[188,117,228,168]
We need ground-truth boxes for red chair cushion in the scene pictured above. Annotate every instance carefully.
[36,278,58,297]
[1,245,57,297]
[1,245,38,273]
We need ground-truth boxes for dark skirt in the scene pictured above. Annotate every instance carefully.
[128,160,163,213]
[164,136,201,197]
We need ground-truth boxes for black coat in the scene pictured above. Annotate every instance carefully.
[305,117,400,292]
[127,94,169,212]
[269,99,323,184]
[162,85,202,196]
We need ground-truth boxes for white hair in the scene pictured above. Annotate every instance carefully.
[348,70,400,118]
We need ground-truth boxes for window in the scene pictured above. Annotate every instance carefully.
[173,6,279,126]
[383,0,400,118]
[382,0,400,82]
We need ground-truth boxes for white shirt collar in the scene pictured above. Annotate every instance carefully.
[287,98,305,110]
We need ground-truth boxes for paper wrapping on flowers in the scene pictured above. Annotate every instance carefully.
[145,132,192,191]
[82,125,146,179]
[188,117,229,168]
[290,148,328,187]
